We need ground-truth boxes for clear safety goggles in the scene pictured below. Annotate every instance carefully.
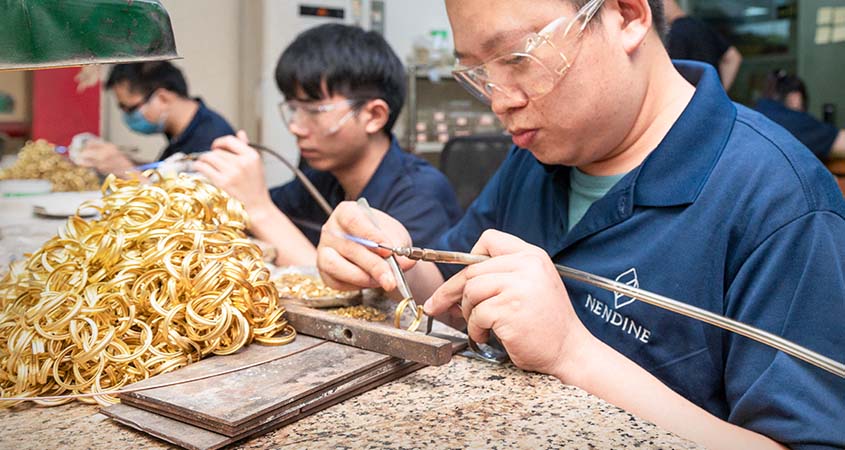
[452,0,605,105]
[278,98,365,136]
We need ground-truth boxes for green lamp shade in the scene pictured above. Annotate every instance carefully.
[0,0,179,71]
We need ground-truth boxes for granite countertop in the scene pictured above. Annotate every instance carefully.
[0,195,699,449]
[1,356,697,449]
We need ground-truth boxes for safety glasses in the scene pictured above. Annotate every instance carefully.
[278,98,366,136]
[120,89,156,114]
[452,0,604,105]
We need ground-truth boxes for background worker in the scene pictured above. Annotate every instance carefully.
[315,0,845,448]
[663,0,743,91]
[76,62,234,176]
[755,69,845,159]
[194,24,461,267]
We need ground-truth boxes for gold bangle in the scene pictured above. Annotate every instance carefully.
[0,173,296,407]
[394,297,424,332]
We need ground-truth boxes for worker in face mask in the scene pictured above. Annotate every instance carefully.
[76,61,234,177]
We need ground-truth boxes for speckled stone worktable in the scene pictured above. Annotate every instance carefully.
[1,357,698,449]
[0,195,699,449]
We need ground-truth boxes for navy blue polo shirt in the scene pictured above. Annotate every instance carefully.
[755,98,839,159]
[437,62,845,448]
[270,137,462,248]
[159,99,235,161]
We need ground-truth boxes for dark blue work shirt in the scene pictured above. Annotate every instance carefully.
[270,137,462,248]
[437,62,845,448]
[159,99,235,161]
[755,98,839,159]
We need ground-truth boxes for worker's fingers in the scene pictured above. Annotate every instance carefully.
[195,150,239,174]
[323,231,397,290]
[191,159,221,184]
[81,140,108,151]
[470,229,544,258]
[333,202,396,246]
[75,150,97,167]
[462,253,527,281]
[316,246,381,291]
[465,295,505,345]
[423,268,468,316]
[318,201,414,291]
[236,130,249,142]
[210,135,256,157]
[461,272,509,322]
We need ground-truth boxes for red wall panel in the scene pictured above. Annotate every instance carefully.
[31,68,100,147]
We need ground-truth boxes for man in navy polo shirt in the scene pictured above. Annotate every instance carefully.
[315,0,844,448]
[755,70,845,159]
[77,62,234,176]
[195,24,461,266]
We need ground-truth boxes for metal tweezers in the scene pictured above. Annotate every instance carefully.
[356,199,434,336]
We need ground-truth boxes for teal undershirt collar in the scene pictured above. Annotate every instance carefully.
[568,168,627,231]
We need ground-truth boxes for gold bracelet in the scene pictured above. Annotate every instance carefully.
[393,297,424,332]
[0,173,296,407]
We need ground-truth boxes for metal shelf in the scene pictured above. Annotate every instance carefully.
[402,62,505,153]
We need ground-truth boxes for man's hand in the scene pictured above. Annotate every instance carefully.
[194,131,274,217]
[424,229,590,377]
[76,140,135,176]
[317,201,413,291]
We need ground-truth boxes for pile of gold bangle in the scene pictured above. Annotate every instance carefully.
[0,172,295,407]
[274,273,355,300]
[328,305,386,322]
[0,140,100,192]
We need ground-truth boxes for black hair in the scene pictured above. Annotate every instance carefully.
[275,23,406,135]
[571,0,667,39]
[763,69,807,111]
[647,0,666,38]
[105,61,189,98]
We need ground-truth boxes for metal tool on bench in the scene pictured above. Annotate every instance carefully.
[344,229,508,364]
[356,198,429,335]
[343,237,845,378]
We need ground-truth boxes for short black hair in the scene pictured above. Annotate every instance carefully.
[763,69,808,111]
[105,61,189,98]
[572,0,667,39]
[275,23,406,135]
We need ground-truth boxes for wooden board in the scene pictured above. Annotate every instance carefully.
[102,295,469,450]
[104,357,426,450]
[118,335,395,436]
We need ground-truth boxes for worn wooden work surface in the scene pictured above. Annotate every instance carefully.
[0,194,700,448]
[104,355,425,449]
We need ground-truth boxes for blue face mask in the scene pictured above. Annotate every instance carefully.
[123,108,165,135]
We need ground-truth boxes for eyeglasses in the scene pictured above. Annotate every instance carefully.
[452,0,604,105]
[278,99,366,136]
[120,90,156,114]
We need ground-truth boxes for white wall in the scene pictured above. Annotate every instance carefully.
[102,0,242,162]
[383,0,451,64]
